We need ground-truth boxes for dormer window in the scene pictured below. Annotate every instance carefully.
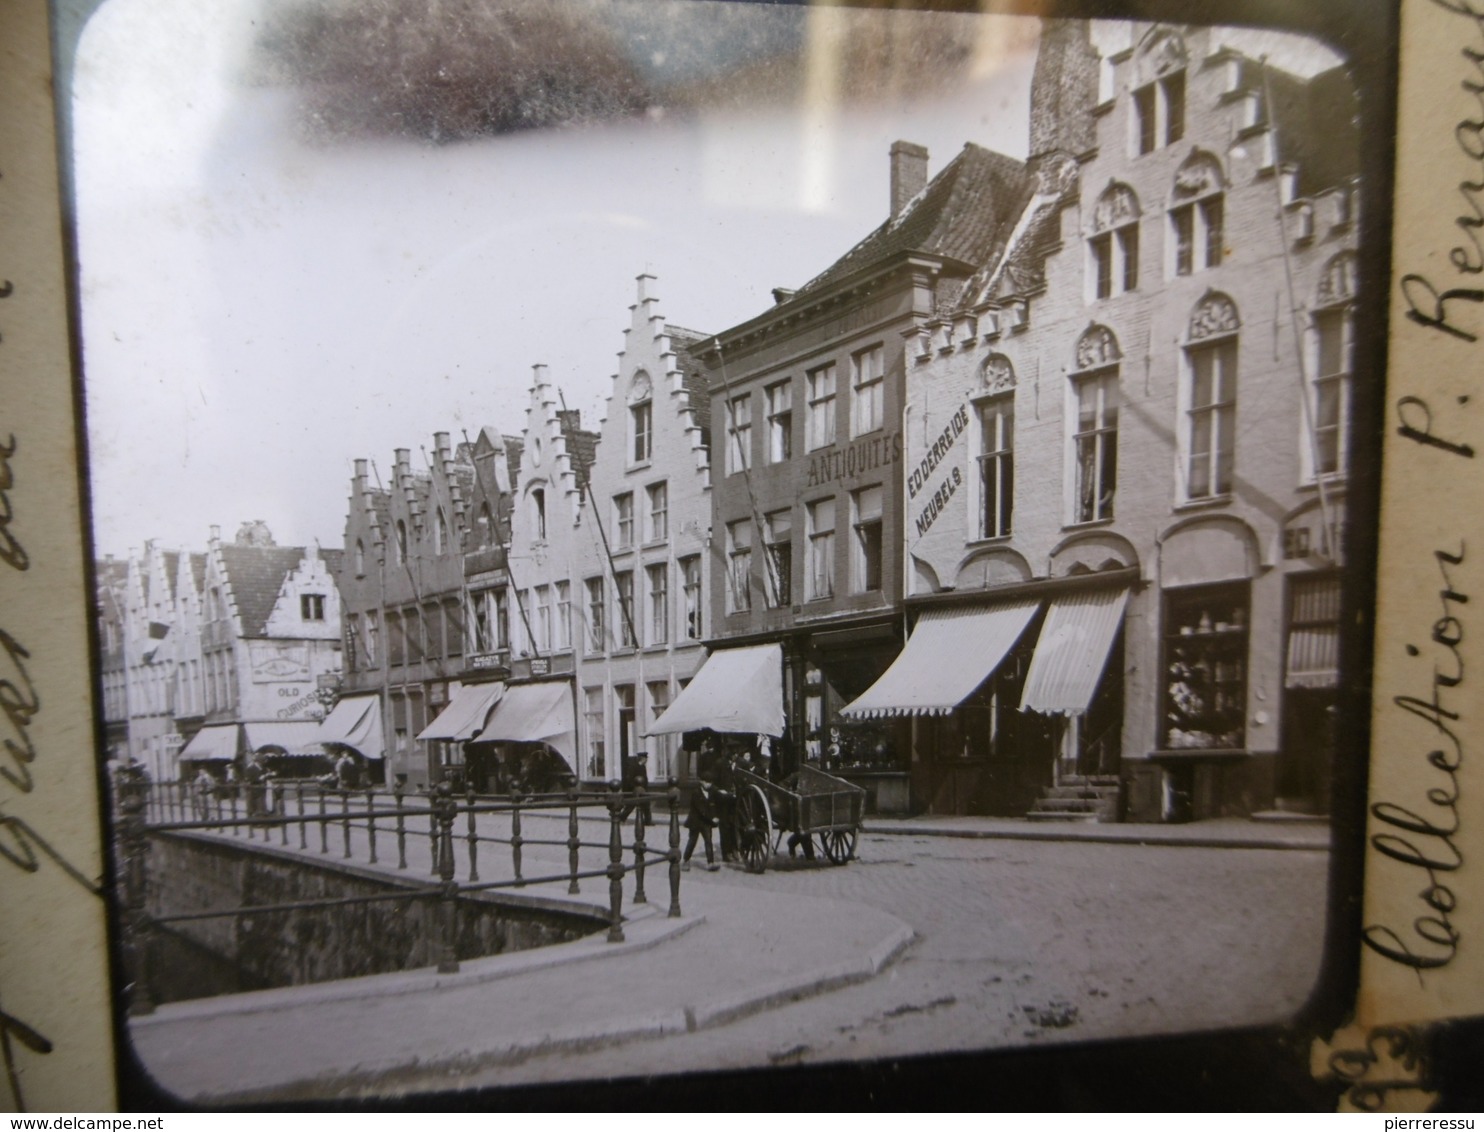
[629,371,653,464]
[1089,183,1141,300]
[301,593,326,621]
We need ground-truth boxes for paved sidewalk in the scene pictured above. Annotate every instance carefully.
[862,814,1330,851]
[129,867,913,1104]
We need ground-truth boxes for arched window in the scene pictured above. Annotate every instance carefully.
[1170,151,1226,276]
[355,539,365,578]
[1183,294,1241,500]
[1089,183,1140,299]
[974,354,1016,539]
[1070,326,1121,522]
[629,371,653,464]
[395,520,408,564]
[434,508,448,555]
[1132,28,1187,155]
[530,487,547,541]
[1309,252,1358,478]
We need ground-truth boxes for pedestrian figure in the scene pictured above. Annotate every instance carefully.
[714,749,739,862]
[682,777,720,871]
[335,748,358,791]
[242,752,268,818]
[192,767,214,820]
[620,751,652,824]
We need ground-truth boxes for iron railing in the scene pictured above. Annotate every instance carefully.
[111,766,683,1017]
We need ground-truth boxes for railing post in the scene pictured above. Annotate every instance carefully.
[567,784,581,895]
[318,788,328,853]
[231,782,242,837]
[341,789,352,859]
[606,780,625,943]
[296,780,307,849]
[668,776,682,918]
[366,787,378,865]
[465,784,479,883]
[116,764,154,1016]
[432,782,459,975]
[510,788,524,887]
[395,783,407,870]
[632,801,647,905]
[279,782,289,845]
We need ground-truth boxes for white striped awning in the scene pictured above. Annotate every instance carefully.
[1019,588,1129,716]
[841,602,1040,719]
[243,720,325,756]
[179,724,240,762]
[649,643,785,736]
[317,695,386,759]
[418,681,505,742]
[474,681,576,769]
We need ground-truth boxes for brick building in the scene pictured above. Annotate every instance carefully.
[846,22,1359,820]
[673,134,1032,812]
[178,523,343,778]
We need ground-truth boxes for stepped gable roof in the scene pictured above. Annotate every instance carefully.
[162,551,181,600]
[218,544,309,637]
[560,418,599,492]
[666,325,712,438]
[318,548,344,577]
[503,435,524,490]
[368,487,392,543]
[791,143,1034,301]
[190,553,208,595]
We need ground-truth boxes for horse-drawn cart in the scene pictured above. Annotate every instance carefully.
[732,764,866,872]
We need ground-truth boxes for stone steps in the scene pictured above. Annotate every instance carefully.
[1026,776,1121,823]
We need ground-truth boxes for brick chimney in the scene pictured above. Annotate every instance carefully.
[890,141,929,219]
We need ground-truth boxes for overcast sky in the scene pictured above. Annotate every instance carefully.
[73,0,1341,560]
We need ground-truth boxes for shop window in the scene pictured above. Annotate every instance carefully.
[806,362,837,451]
[1133,69,1185,155]
[614,492,634,549]
[615,571,636,648]
[1161,582,1249,750]
[585,577,606,653]
[765,379,793,463]
[726,520,752,613]
[727,394,752,475]
[1311,307,1353,477]
[850,344,884,438]
[646,481,668,542]
[1089,183,1140,299]
[681,555,703,639]
[1072,370,1119,522]
[1184,296,1240,499]
[851,486,883,593]
[647,563,668,645]
[300,593,326,621]
[806,498,836,601]
[977,395,1014,538]
[584,687,606,780]
[764,510,792,608]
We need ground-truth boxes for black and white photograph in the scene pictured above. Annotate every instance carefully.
[73,0,1373,1106]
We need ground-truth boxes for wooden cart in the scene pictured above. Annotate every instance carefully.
[732,765,866,873]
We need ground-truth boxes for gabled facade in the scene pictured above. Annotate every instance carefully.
[572,275,712,784]
[697,136,1034,812]
[890,21,1359,819]
[335,435,479,786]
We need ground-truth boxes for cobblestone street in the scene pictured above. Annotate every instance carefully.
[458,828,1330,1087]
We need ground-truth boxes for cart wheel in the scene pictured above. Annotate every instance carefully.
[737,786,771,874]
[822,827,858,865]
